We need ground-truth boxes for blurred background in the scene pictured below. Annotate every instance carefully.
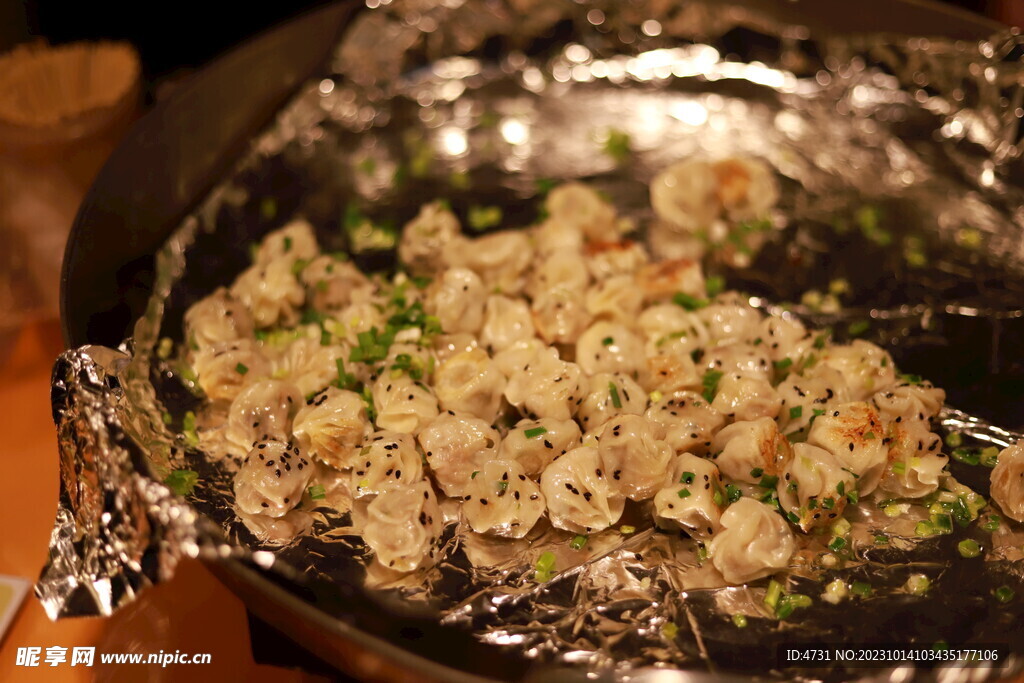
[0,1,1020,681]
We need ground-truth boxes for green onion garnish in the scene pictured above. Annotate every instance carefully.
[680,471,696,484]
[712,488,725,506]
[701,370,723,402]
[848,320,870,337]
[828,537,847,552]
[677,489,692,499]
[891,461,906,475]
[764,580,783,610]
[726,484,742,503]
[760,474,779,489]
[789,406,802,420]
[980,447,999,468]
[534,551,556,582]
[471,471,480,479]
[182,411,199,448]
[851,581,872,598]
[906,574,930,596]
[982,514,1001,532]
[602,337,614,346]
[773,358,793,373]
[945,432,963,448]
[705,275,725,298]
[821,497,835,510]
[732,614,748,628]
[750,467,764,479]
[619,525,636,535]
[874,534,888,545]
[165,469,199,496]
[608,382,622,409]
[957,539,981,558]
[235,362,249,375]
[661,621,679,640]
[309,484,326,500]
[569,535,588,550]
[283,236,293,253]
[994,586,1015,603]
[673,292,708,311]
[524,426,548,439]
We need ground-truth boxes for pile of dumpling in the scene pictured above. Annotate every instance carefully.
[179,160,966,583]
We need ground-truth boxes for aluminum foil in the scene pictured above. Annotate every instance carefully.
[39,0,1024,678]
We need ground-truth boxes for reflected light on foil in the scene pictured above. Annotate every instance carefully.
[669,100,708,126]
[318,78,335,95]
[586,8,604,25]
[980,164,995,187]
[565,43,591,63]
[500,118,529,145]
[438,126,468,156]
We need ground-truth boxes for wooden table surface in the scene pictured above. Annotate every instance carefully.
[0,321,322,681]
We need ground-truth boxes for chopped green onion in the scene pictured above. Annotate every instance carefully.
[915,520,935,537]
[677,489,692,499]
[874,534,889,545]
[773,358,793,373]
[680,471,696,484]
[182,411,199,448]
[813,330,830,350]
[309,484,326,500]
[891,461,906,475]
[467,205,503,231]
[619,525,636,535]
[851,581,872,598]
[994,586,1015,603]
[848,320,870,337]
[570,534,588,550]
[981,514,1001,532]
[497,481,509,492]
[608,382,622,408]
[836,481,846,497]
[524,426,548,439]
[534,551,556,582]
[980,446,999,468]
[821,497,835,510]
[705,275,725,298]
[726,484,742,503]
[732,614,748,628]
[951,448,980,466]
[764,580,784,610]
[603,128,631,163]
[831,518,852,537]
[957,539,981,558]
[759,474,779,489]
[789,406,802,420]
[291,258,309,276]
[828,537,847,552]
[864,431,876,440]
[161,411,173,426]
[235,362,249,375]
[696,543,708,561]
[471,471,480,479]
[945,432,963,448]
[712,488,725,506]
[602,336,614,346]
[673,292,708,311]
[164,469,199,496]
[701,370,723,403]
[846,490,860,504]
[283,236,293,253]
[661,621,678,640]
[750,467,764,479]
[156,337,173,360]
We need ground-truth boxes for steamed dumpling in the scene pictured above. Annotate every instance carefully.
[398,200,461,275]
[479,295,535,353]
[224,379,303,456]
[184,287,255,350]
[426,268,486,335]
[252,218,319,266]
[192,340,271,403]
[576,372,646,433]
[776,442,856,531]
[653,453,726,539]
[540,446,624,534]
[497,417,582,476]
[711,417,791,485]
[504,347,589,421]
[544,182,620,242]
[645,390,724,455]
[292,387,371,469]
[708,497,795,584]
[300,256,371,312]
[877,421,946,499]
[872,380,945,426]
[575,321,645,377]
[990,443,1024,522]
[372,375,439,435]
[433,349,506,424]
[598,415,674,501]
[531,288,592,345]
[362,480,442,572]
[806,401,888,494]
[272,337,345,396]
[418,412,499,497]
[816,341,896,402]
[461,459,546,538]
[349,431,423,499]
[710,372,782,422]
[234,438,314,518]
[230,257,305,329]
